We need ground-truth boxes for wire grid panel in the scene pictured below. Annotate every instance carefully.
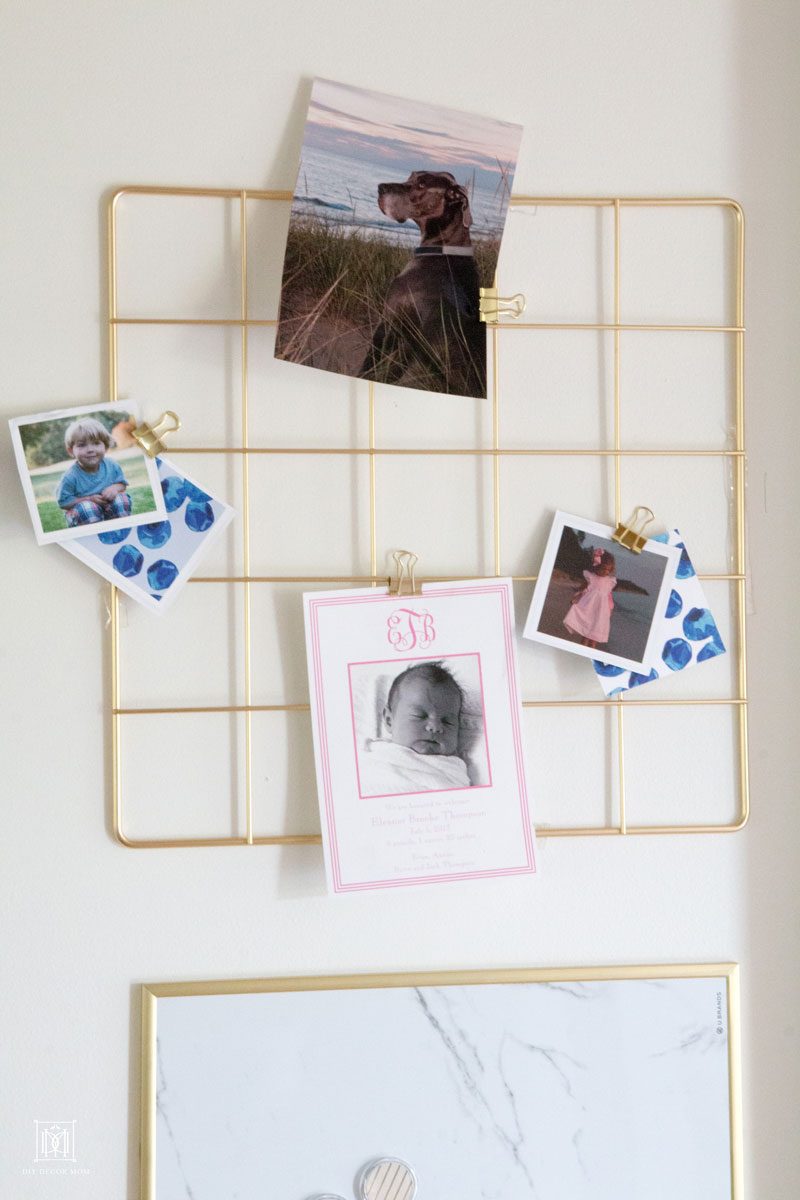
[107,188,748,847]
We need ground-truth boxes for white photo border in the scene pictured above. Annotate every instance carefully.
[8,400,166,545]
[59,455,235,614]
[523,510,682,672]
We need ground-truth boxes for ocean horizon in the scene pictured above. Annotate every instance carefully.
[291,144,510,244]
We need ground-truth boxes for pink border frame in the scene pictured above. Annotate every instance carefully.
[307,582,535,892]
[347,651,494,799]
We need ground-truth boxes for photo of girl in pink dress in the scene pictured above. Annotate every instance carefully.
[525,514,679,671]
[563,548,617,649]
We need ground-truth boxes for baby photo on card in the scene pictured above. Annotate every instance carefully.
[60,457,235,613]
[350,653,489,797]
[9,402,165,545]
[304,579,535,893]
[523,512,681,672]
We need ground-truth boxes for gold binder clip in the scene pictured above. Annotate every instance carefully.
[612,506,656,554]
[130,411,181,457]
[479,287,526,324]
[391,549,419,596]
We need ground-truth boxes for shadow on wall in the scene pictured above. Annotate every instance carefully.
[736,3,800,1199]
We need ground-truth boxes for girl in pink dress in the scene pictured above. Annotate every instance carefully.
[563,549,617,648]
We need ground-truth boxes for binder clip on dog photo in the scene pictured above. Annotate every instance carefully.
[478,286,526,324]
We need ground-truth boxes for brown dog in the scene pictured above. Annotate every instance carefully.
[358,171,485,397]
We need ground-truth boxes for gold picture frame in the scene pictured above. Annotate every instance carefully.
[140,962,742,1198]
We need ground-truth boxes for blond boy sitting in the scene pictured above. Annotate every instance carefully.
[56,418,131,527]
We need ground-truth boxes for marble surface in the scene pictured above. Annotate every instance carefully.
[153,976,732,1199]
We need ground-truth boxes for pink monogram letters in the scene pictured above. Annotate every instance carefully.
[387,607,436,651]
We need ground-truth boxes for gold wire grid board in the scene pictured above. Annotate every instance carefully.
[107,188,748,847]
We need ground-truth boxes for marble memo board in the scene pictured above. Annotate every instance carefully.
[145,968,739,1200]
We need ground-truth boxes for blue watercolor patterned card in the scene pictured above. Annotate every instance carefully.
[593,529,725,695]
[59,456,234,613]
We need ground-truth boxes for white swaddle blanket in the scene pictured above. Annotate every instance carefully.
[351,662,489,788]
[360,740,471,796]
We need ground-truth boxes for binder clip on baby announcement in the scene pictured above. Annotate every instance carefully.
[390,548,420,596]
[612,505,656,554]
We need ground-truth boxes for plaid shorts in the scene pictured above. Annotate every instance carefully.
[65,492,132,527]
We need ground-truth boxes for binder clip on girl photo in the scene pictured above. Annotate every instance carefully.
[611,505,656,554]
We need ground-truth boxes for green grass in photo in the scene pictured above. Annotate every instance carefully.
[279,218,499,331]
[275,216,499,389]
[38,487,157,534]
[32,453,158,533]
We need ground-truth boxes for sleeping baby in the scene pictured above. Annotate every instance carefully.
[359,661,471,796]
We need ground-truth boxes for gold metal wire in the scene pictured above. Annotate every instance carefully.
[165,446,745,456]
[240,191,254,845]
[107,190,749,847]
[613,198,626,834]
[369,382,377,579]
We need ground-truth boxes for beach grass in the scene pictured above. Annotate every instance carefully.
[276,216,499,385]
[280,219,412,328]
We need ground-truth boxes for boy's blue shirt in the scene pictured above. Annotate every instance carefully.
[57,458,127,507]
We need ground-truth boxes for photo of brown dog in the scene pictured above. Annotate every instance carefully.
[275,79,522,399]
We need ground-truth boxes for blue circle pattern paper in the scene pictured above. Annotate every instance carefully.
[593,530,726,696]
[628,667,659,688]
[162,474,188,512]
[185,501,215,532]
[147,557,181,590]
[112,544,144,578]
[665,588,683,619]
[98,527,130,545]
[137,520,172,549]
[58,456,235,614]
[662,637,693,671]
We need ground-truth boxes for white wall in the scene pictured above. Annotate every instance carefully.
[1,1,798,1196]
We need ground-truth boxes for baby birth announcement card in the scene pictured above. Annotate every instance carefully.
[304,579,535,893]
